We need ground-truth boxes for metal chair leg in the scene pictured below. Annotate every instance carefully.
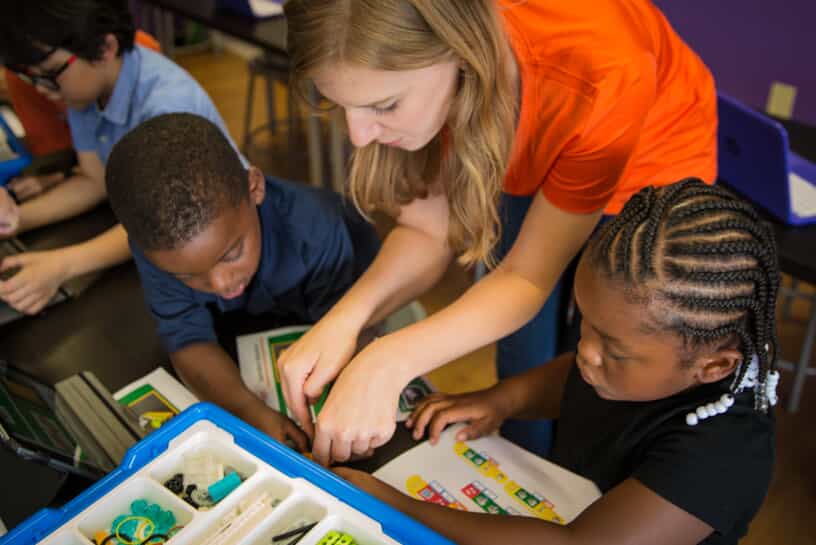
[329,109,345,192]
[264,72,277,133]
[242,68,257,153]
[288,87,301,163]
[305,87,324,188]
[787,305,816,412]
[782,278,800,320]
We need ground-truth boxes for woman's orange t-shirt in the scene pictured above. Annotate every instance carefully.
[499,0,717,215]
[3,30,162,157]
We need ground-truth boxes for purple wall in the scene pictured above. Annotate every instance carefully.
[654,0,816,126]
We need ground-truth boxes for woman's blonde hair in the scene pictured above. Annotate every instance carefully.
[285,0,517,266]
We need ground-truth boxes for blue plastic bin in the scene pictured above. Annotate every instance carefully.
[1,403,453,545]
[0,114,31,186]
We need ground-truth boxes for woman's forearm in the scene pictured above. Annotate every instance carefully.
[373,194,602,385]
[371,265,553,385]
[328,222,453,330]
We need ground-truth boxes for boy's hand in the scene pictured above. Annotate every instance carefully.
[7,172,66,202]
[0,188,19,237]
[406,387,512,445]
[251,405,309,452]
[0,249,69,314]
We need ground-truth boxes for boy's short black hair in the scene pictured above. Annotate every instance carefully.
[106,113,249,252]
[0,0,135,68]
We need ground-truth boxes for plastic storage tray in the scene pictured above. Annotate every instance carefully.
[1,403,453,545]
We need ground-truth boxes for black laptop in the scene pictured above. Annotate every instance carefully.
[0,363,146,480]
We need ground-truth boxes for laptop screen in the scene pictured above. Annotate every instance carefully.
[0,373,74,454]
[0,365,106,479]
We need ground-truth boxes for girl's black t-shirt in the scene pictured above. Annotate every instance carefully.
[550,363,774,545]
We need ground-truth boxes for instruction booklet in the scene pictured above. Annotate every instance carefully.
[114,368,198,432]
[236,325,435,422]
[374,424,601,524]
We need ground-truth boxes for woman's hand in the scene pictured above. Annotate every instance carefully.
[278,312,364,439]
[406,385,514,444]
[0,249,70,314]
[311,336,407,466]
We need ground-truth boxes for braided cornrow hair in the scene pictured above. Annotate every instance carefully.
[588,178,780,412]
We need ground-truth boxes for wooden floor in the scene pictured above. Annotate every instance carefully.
[177,49,815,544]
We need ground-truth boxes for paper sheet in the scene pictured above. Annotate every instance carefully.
[114,368,198,431]
[374,425,601,524]
[790,171,816,217]
[248,0,283,16]
[236,325,325,421]
[0,106,24,138]
[0,127,17,162]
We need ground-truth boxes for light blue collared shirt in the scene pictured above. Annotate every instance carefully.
[68,45,242,164]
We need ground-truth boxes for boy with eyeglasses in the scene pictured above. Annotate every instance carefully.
[0,0,239,316]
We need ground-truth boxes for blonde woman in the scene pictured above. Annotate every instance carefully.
[278,0,718,465]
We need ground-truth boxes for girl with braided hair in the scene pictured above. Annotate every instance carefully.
[335,179,777,545]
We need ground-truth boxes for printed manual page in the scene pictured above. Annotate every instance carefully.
[374,424,601,524]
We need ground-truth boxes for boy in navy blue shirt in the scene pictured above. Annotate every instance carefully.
[105,113,380,447]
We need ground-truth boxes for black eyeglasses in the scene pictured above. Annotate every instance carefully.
[9,48,77,92]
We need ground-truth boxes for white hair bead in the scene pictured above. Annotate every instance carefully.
[685,354,768,427]
[686,392,738,426]
[686,412,699,426]
[766,370,780,407]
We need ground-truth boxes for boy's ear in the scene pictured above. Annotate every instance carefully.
[694,348,743,384]
[247,166,266,205]
[99,33,120,61]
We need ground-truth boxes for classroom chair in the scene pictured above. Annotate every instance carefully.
[716,93,816,412]
[242,52,293,153]
[242,52,347,192]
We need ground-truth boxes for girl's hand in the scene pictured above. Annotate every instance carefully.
[333,467,405,507]
[406,386,512,444]
[278,312,363,439]
[311,337,406,466]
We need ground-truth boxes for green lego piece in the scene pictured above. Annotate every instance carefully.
[317,531,341,545]
[317,530,357,545]
[336,533,356,545]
